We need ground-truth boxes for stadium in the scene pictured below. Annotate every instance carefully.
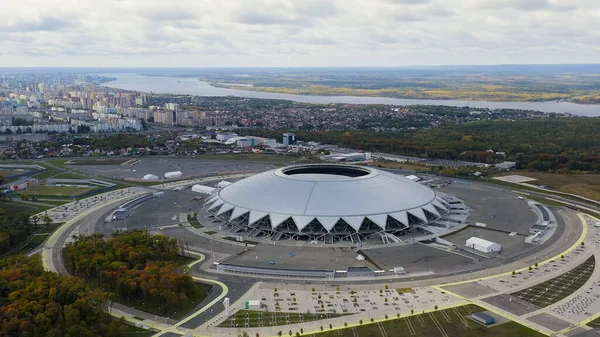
[203,164,467,243]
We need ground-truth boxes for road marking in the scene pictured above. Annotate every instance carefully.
[441,310,452,323]
[428,312,449,337]
[405,317,416,335]
[377,322,388,337]
[453,307,470,328]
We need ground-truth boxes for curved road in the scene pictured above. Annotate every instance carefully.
[38,170,600,337]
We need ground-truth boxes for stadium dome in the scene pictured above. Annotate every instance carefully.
[204,164,453,242]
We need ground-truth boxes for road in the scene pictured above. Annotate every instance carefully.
[35,165,600,337]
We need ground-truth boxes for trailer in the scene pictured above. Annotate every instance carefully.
[164,171,183,179]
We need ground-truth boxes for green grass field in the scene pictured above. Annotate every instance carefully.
[36,199,72,206]
[524,195,569,207]
[16,233,49,254]
[313,305,545,337]
[218,310,351,328]
[32,169,88,180]
[587,316,600,328]
[114,322,156,337]
[187,214,204,228]
[67,158,133,166]
[494,171,600,202]
[37,223,64,234]
[512,255,595,308]
[24,185,96,197]
[0,201,52,216]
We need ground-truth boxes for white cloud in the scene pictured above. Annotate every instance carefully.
[0,0,599,66]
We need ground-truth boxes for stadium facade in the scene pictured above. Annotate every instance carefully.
[204,164,463,243]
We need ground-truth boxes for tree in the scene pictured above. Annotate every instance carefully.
[512,271,516,275]
[278,331,282,337]
[0,254,123,337]
[329,324,333,330]
[320,326,323,332]
[529,266,533,271]
[582,242,585,246]
[385,314,388,319]
[359,320,363,325]
[31,215,39,229]
[64,230,197,316]
[238,333,249,337]
[411,309,414,315]
[370,318,374,323]
[344,322,348,327]
[434,305,438,310]
[42,214,53,227]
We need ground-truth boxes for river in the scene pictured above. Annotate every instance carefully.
[103,73,600,117]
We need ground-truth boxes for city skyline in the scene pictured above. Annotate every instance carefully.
[2,0,600,67]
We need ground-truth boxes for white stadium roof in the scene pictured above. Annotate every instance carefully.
[205,164,449,233]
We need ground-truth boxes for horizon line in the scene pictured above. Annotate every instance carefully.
[1,63,600,70]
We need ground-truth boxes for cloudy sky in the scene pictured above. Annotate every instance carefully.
[1,0,599,67]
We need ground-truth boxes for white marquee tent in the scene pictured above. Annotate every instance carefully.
[192,184,216,195]
[466,237,501,253]
[164,171,183,179]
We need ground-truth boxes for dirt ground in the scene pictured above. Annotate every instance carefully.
[495,171,600,201]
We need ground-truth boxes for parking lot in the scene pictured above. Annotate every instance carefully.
[110,189,203,230]
[227,244,372,270]
[363,243,476,274]
[248,284,462,317]
[438,183,537,235]
[443,227,530,259]
[74,157,276,180]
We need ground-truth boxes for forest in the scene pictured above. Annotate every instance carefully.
[0,254,141,337]
[0,207,38,254]
[64,230,207,316]
[243,117,600,173]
